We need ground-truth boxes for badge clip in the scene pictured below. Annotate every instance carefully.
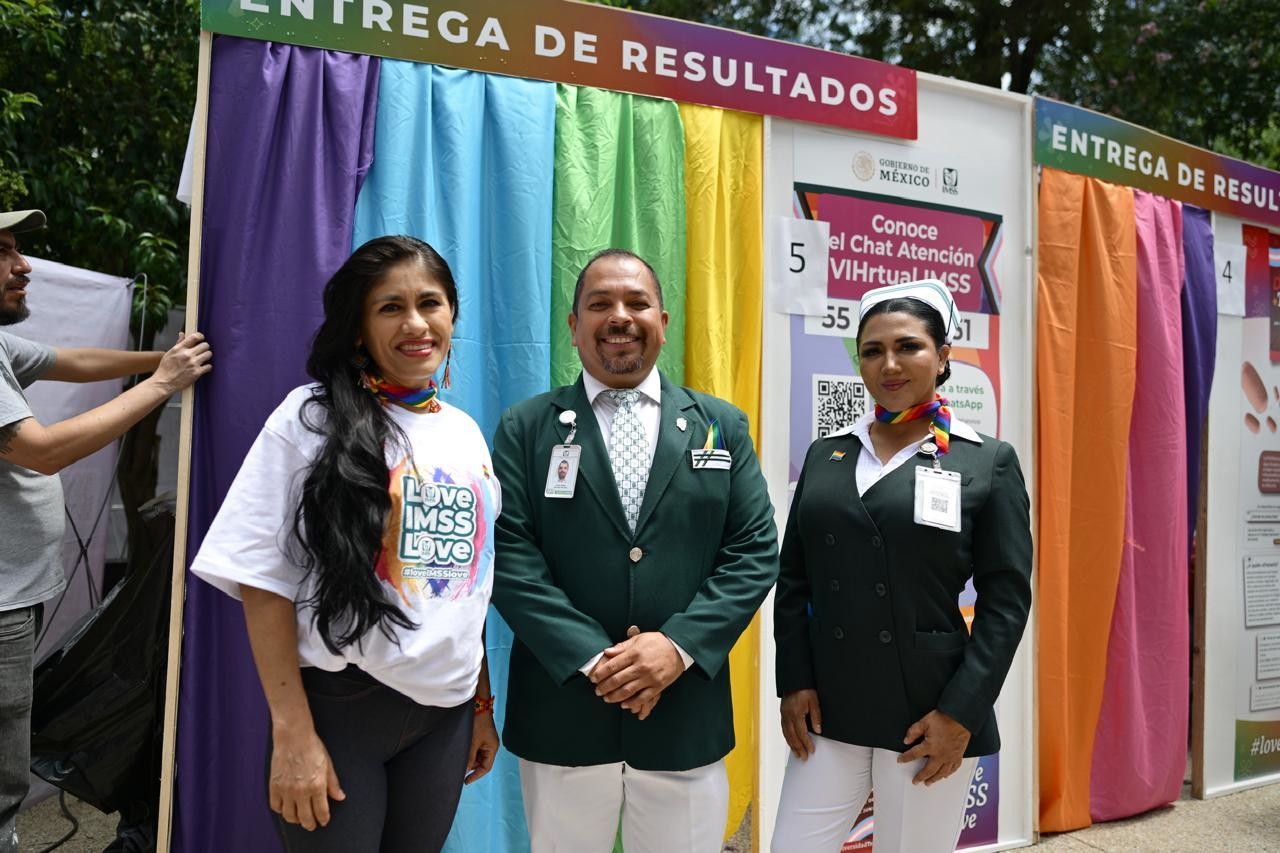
[918,440,941,471]
[559,409,578,445]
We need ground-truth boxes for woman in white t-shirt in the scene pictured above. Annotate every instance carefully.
[191,236,501,852]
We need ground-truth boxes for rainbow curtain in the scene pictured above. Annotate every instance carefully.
[1036,168,1217,831]
[179,38,764,853]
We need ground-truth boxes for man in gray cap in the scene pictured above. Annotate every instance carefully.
[0,209,212,852]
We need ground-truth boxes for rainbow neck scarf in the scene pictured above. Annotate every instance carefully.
[874,394,952,456]
[360,371,441,413]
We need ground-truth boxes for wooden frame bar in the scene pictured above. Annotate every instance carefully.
[156,29,213,853]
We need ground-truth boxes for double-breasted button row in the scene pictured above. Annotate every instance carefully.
[832,627,891,642]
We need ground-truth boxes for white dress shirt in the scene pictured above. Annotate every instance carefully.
[577,369,693,674]
[834,409,984,498]
[582,368,662,471]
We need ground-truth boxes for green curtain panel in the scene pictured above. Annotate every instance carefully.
[550,84,687,386]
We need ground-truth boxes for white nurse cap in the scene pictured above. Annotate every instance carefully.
[857,279,961,343]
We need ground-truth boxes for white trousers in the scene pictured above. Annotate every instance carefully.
[519,758,729,853]
[771,736,977,853]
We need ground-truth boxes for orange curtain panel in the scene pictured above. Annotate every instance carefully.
[1035,167,1139,832]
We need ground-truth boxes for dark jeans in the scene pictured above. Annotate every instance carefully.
[0,605,39,853]
[271,666,472,853]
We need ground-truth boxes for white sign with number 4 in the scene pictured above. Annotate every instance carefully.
[1217,242,1246,317]
[769,215,830,316]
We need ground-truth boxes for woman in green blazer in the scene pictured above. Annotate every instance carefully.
[772,280,1032,853]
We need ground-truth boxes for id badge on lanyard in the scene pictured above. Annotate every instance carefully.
[914,461,962,532]
[546,410,583,499]
[545,444,582,498]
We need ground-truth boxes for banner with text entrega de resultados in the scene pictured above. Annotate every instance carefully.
[204,0,917,136]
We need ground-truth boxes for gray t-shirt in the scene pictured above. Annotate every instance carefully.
[0,330,65,610]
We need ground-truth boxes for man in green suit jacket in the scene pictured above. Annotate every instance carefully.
[492,249,778,852]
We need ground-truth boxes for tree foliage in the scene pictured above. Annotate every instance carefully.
[0,0,197,337]
[1036,0,1280,169]
[0,0,198,566]
[0,1,65,209]
[828,0,1098,95]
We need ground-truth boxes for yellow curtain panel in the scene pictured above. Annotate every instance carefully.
[679,102,765,841]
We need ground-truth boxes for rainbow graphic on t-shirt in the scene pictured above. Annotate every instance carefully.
[374,457,495,605]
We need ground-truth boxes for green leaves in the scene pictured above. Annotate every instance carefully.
[1037,0,1280,169]
[0,0,197,333]
[0,89,40,124]
[0,0,65,56]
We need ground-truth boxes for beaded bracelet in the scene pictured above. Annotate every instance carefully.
[474,695,495,716]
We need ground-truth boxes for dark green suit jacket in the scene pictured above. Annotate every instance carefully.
[492,373,778,771]
[773,426,1031,757]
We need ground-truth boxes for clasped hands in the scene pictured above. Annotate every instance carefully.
[781,690,970,785]
[587,626,683,721]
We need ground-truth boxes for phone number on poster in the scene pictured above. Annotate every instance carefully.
[804,298,990,348]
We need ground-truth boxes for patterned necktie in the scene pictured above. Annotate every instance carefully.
[606,389,649,532]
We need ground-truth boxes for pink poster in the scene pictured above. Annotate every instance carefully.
[815,190,1002,314]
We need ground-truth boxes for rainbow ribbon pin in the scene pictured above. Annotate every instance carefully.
[703,419,725,450]
[690,418,732,470]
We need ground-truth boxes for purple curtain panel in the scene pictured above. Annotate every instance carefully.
[175,37,379,853]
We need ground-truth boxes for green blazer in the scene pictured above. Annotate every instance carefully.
[492,373,778,771]
[773,425,1031,757]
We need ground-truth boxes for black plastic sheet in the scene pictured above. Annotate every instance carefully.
[29,495,175,817]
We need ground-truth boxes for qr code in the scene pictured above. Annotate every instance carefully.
[813,374,868,440]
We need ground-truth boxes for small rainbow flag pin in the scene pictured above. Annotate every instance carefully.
[829,450,846,461]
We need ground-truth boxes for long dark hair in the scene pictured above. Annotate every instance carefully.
[292,235,459,653]
[856,297,952,386]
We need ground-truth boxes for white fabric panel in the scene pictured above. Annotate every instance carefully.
[9,256,131,659]
[11,257,130,809]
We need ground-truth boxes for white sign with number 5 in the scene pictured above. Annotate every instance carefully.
[769,215,830,316]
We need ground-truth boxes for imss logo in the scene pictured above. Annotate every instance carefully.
[942,168,959,196]
[399,478,477,577]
